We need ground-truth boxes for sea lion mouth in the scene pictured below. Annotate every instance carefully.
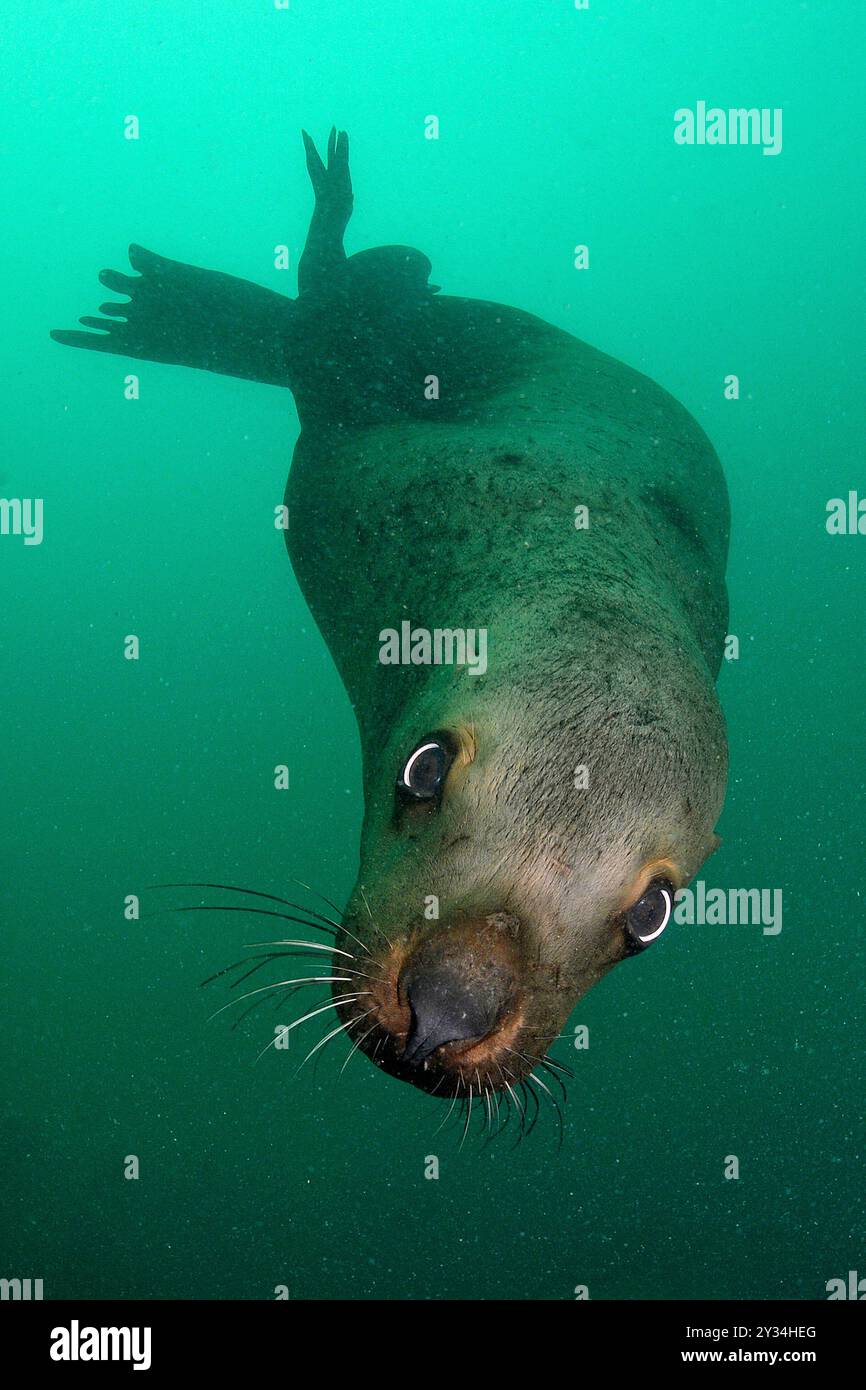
[335,910,540,1096]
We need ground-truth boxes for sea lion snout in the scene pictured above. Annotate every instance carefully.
[337,910,526,1089]
[399,914,520,1067]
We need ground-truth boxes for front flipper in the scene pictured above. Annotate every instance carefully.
[51,243,294,387]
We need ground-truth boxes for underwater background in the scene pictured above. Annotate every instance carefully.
[2,0,863,1300]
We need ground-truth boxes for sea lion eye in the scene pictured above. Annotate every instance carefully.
[624,879,674,953]
[397,735,453,802]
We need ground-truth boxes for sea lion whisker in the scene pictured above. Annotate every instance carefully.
[491,1087,509,1142]
[238,938,349,956]
[503,1079,523,1118]
[287,877,346,927]
[206,950,336,991]
[434,1086,461,1136]
[148,881,345,937]
[296,1010,374,1074]
[200,954,285,988]
[539,1053,574,1081]
[500,1062,522,1096]
[513,1046,571,1105]
[340,1019,379,1075]
[239,942,386,985]
[333,966,386,985]
[252,993,364,1064]
[521,1080,541,1137]
[506,1045,561,1101]
[293,911,371,960]
[159,903,345,942]
[481,1084,506,1148]
[504,1046,534,1068]
[230,999,271,1031]
[528,1072,565,1149]
[527,1070,553,1101]
[537,1058,570,1105]
[504,1086,515,1126]
[230,983,308,1030]
[154,878,347,934]
[232,950,382,986]
[232,956,326,988]
[358,885,394,952]
[272,985,306,1011]
[499,1090,513,1136]
[207,976,356,1021]
[239,937,356,961]
[459,1085,474,1150]
[501,1070,527,1148]
[337,924,374,959]
[495,1062,518,1128]
[454,1093,472,1139]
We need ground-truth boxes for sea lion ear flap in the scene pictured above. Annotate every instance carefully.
[708,832,722,857]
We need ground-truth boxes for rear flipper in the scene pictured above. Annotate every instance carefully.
[298,126,353,298]
[50,243,294,387]
[49,132,537,425]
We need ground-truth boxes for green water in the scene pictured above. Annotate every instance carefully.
[2,1,863,1301]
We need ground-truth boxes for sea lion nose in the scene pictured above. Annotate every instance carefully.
[398,914,521,1067]
[402,965,499,1066]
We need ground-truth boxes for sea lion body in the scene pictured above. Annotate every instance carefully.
[52,130,729,1109]
[286,294,728,1091]
[287,302,729,726]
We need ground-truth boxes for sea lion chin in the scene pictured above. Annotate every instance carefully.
[52,125,729,1111]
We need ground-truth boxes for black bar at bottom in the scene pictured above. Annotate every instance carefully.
[0,1298,860,1375]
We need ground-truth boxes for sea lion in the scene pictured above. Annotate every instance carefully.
[52,129,728,1118]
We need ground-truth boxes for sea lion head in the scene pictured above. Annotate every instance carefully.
[334,617,727,1104]
[345,246,440,299]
